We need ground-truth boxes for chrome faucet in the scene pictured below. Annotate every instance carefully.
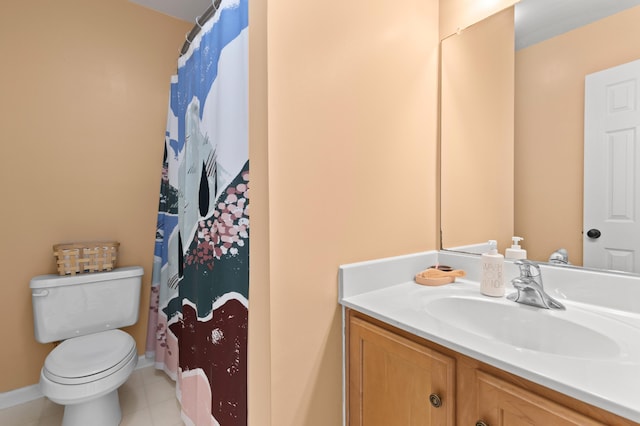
[548,248,570,265]
[507,260,565,310]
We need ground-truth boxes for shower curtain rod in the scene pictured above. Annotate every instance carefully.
[179,0,222,56]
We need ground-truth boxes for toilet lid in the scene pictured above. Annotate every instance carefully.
[44,329,136,384]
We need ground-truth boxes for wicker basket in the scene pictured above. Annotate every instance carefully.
[53,241,119,276]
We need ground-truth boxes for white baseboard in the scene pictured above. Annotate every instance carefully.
[0,355,155,410]
[136,355,154,370]
[0,383,42,410]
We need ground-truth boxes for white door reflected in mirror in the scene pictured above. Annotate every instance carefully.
[584,58,640,273]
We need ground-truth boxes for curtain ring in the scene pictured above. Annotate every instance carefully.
[195,15,203,28]
[184,32,192,44]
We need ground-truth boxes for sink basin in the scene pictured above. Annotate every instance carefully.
[424,296,621,359]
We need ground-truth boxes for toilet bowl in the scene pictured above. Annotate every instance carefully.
[40,330,137,426]
[30,267,143,426]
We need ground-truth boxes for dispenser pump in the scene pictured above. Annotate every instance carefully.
[510,236,523,249]
[505,236,527,259]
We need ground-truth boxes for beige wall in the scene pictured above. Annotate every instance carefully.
[247,0,271,421]
[248,0,440,424]
[0,0,191,391]
[440,7,515,251]
[515,5,640,264]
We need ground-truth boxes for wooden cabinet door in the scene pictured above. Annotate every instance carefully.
[348,316,455,426]
[475,371,606,426]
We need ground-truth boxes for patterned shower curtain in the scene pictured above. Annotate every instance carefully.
[146,0,249,424]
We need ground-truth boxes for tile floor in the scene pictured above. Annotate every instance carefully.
[0,366,183,426]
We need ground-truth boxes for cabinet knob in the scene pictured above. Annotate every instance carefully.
[475,421,489,426]
[428,393,442,408]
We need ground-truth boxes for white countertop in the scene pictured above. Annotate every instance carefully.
[339,251,640,423]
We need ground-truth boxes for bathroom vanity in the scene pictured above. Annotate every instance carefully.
[339,251,640,425]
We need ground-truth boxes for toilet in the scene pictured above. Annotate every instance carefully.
[30,266,144,426]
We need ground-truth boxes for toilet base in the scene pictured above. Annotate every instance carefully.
[62,389,121,426]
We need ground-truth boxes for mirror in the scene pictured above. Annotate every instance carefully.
[440,0,640,272]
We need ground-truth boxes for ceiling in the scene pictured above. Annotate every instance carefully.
[129,0,211,23]
[515,0,640,50]
[129,0,640,50]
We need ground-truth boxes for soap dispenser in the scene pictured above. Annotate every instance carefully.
[505,236,527,260]
[481,240,505,297]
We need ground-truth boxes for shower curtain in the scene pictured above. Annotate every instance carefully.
[146,0,249,424]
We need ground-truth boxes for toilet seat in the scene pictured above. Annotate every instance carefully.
[43,329,136,385]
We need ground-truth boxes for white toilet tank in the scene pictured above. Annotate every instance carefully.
[30,266,143,343]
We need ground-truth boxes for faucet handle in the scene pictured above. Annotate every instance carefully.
[515,259,541,278]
